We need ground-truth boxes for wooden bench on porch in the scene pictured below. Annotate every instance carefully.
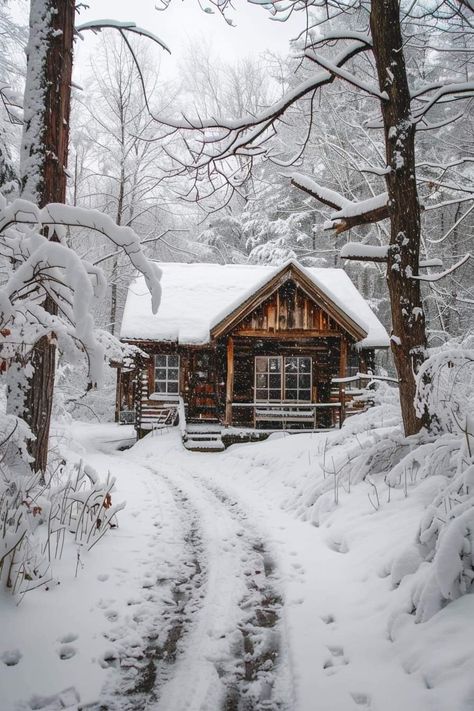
[229,402,343,429]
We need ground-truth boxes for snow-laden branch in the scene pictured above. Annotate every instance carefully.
[305,49,388,100]
[340,243,389,262]
[412,80,474,120]
[75,20,171,54]
[291,172,352,211]
[0,200,162,313]
[412,254,472,282]
[291,173,389,234]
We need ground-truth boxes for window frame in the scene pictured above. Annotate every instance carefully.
[283,355,312,402]
[254,355,312,403]
[154,354,180,395]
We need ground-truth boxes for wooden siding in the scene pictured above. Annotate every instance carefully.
[233,280,341,336]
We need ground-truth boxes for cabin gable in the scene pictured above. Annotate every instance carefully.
[231,279,343,338]
[210,263,367,343]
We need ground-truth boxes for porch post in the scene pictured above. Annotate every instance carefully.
[225,336,234,426]
[115,366,121,423]
[339,336,347,426]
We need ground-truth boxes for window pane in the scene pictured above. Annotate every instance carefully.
[299,374,311,388]
[269,389,281,401]
[286,374,297,389]
[269,357,281,372]
[156,381,166,393]
[298,389,311,401]
[155,368,166,380]
[168,355,179,367]
[256,389,267,401]
[256,374,267,388]
[155,355,166,368]
[285,357,297,372]
[299,358,311,372]
[269,374,281,389]
[286,390,297,400]
[167,382,178,393]
[168,368,179,381]
[256,357,267,373]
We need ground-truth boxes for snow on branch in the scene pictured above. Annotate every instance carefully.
[340,243,389,263]
[291,173,351,211]
[305,49,388,100]
[75,20,171,54]
[0,200,162,313]
[411,253,472,282]
[0,197,162,398]
[291,173,389,234]
[412,80,474,121]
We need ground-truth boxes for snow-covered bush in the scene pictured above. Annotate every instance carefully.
[389,338,474,621]
[415,335,474,435]
[0,419,124,594]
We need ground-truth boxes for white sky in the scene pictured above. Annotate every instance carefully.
[74,0,304,83]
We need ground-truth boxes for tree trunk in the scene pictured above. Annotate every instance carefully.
[370,0,429,436]
[17,0,75,473]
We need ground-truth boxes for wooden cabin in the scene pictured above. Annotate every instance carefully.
[116,260,389,445]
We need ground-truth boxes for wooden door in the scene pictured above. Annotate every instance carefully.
[188,351,219,421]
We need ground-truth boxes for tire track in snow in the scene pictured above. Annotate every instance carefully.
[150,463,290,711]
[92,465,207,711]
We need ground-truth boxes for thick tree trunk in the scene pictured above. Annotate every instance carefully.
[18,0,75,473]
[370,0,429,436]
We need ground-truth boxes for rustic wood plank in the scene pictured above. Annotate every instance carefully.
[225,337,234,426]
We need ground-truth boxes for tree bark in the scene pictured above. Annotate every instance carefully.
[18,0,75,473]
[370,0,429,436]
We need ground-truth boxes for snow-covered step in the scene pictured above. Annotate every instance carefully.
[183,428,225,451]
[183,439,225,451]
[186,433,222,441]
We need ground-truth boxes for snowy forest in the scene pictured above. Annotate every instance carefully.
[0,0,473,710]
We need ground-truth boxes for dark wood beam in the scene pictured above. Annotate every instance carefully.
[225,337,234,426]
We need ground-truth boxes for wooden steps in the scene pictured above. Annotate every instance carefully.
[183,424,225,452]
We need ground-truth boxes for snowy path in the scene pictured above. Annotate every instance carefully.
[4,423,472,711]
[96,429,427,711]
[78,428,291,711]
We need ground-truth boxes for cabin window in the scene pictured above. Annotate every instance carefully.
[255,356,282,401]
[255,356,312,402]
[284,356,312,401]
[154,354,180,394]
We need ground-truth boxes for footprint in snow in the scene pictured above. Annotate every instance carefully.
[351,691,372,708]
[1,649,22,666]
[323,645,348,674]
[58,644,77,661]
[321,613,336,626]
[99,649,120,669]
[325,535,349,554]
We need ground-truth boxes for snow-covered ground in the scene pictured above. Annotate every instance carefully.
[1,419,474,711]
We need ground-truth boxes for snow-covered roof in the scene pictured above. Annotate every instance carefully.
[120,261,389,348]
